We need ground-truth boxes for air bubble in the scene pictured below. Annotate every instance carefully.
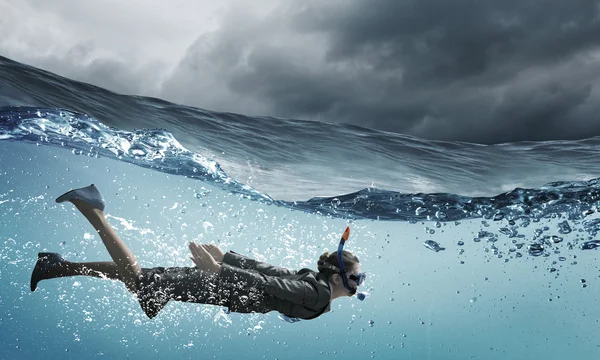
[582,240,600,250]
[423,240,445,252]
[528,243,544,256]
[415,207,427,215]
[558,220,572,234]
[331,198,341,208]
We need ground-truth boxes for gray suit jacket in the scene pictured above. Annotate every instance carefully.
[219,251,332,320]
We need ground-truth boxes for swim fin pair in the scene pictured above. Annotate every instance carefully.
[31,184,106,291]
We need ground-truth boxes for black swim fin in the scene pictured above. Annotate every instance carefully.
[30,252,64,292]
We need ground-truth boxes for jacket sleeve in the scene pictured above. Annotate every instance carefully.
[219,263,321,307]
[222,251,297,277]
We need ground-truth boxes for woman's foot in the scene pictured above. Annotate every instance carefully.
[30,252,65,291]
[56,184,105,211]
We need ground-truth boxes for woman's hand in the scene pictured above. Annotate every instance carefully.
[189,242,222,275]
[202,244,225,263]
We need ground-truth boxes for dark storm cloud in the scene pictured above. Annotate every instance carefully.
[301,0,600,143]
[297,0,600,81]
[165,0,600,143]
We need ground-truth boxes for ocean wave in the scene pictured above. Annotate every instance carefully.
[0,106,272,202]
[3,106,600,225]
[4,55,600,201]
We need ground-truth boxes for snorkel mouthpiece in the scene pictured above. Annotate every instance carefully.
[357,291,368,301]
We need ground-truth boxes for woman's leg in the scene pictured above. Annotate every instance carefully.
[70,198,141,292]
[42,260,120,281]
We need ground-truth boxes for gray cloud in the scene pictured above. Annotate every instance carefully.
[2,0,600,143]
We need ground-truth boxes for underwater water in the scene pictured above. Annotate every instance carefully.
[1,56,600,360]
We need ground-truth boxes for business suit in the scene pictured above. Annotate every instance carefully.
[136,251,332,320]
[220,251,332,319]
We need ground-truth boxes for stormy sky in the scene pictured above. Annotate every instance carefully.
[1,0,600,144]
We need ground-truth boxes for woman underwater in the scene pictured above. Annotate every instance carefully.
[30,185,366,320]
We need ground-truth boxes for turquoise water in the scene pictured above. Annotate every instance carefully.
[2,136,599,359]
[1,56,600,359]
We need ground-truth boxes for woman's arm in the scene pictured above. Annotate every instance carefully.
[222,251,298,277]
[190,243,297,276]
[219,263,323,308]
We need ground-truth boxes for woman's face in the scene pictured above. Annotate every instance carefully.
[347,264,363,291]
[331,263,363,297]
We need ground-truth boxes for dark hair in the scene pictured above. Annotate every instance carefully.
[317,250,360,278]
